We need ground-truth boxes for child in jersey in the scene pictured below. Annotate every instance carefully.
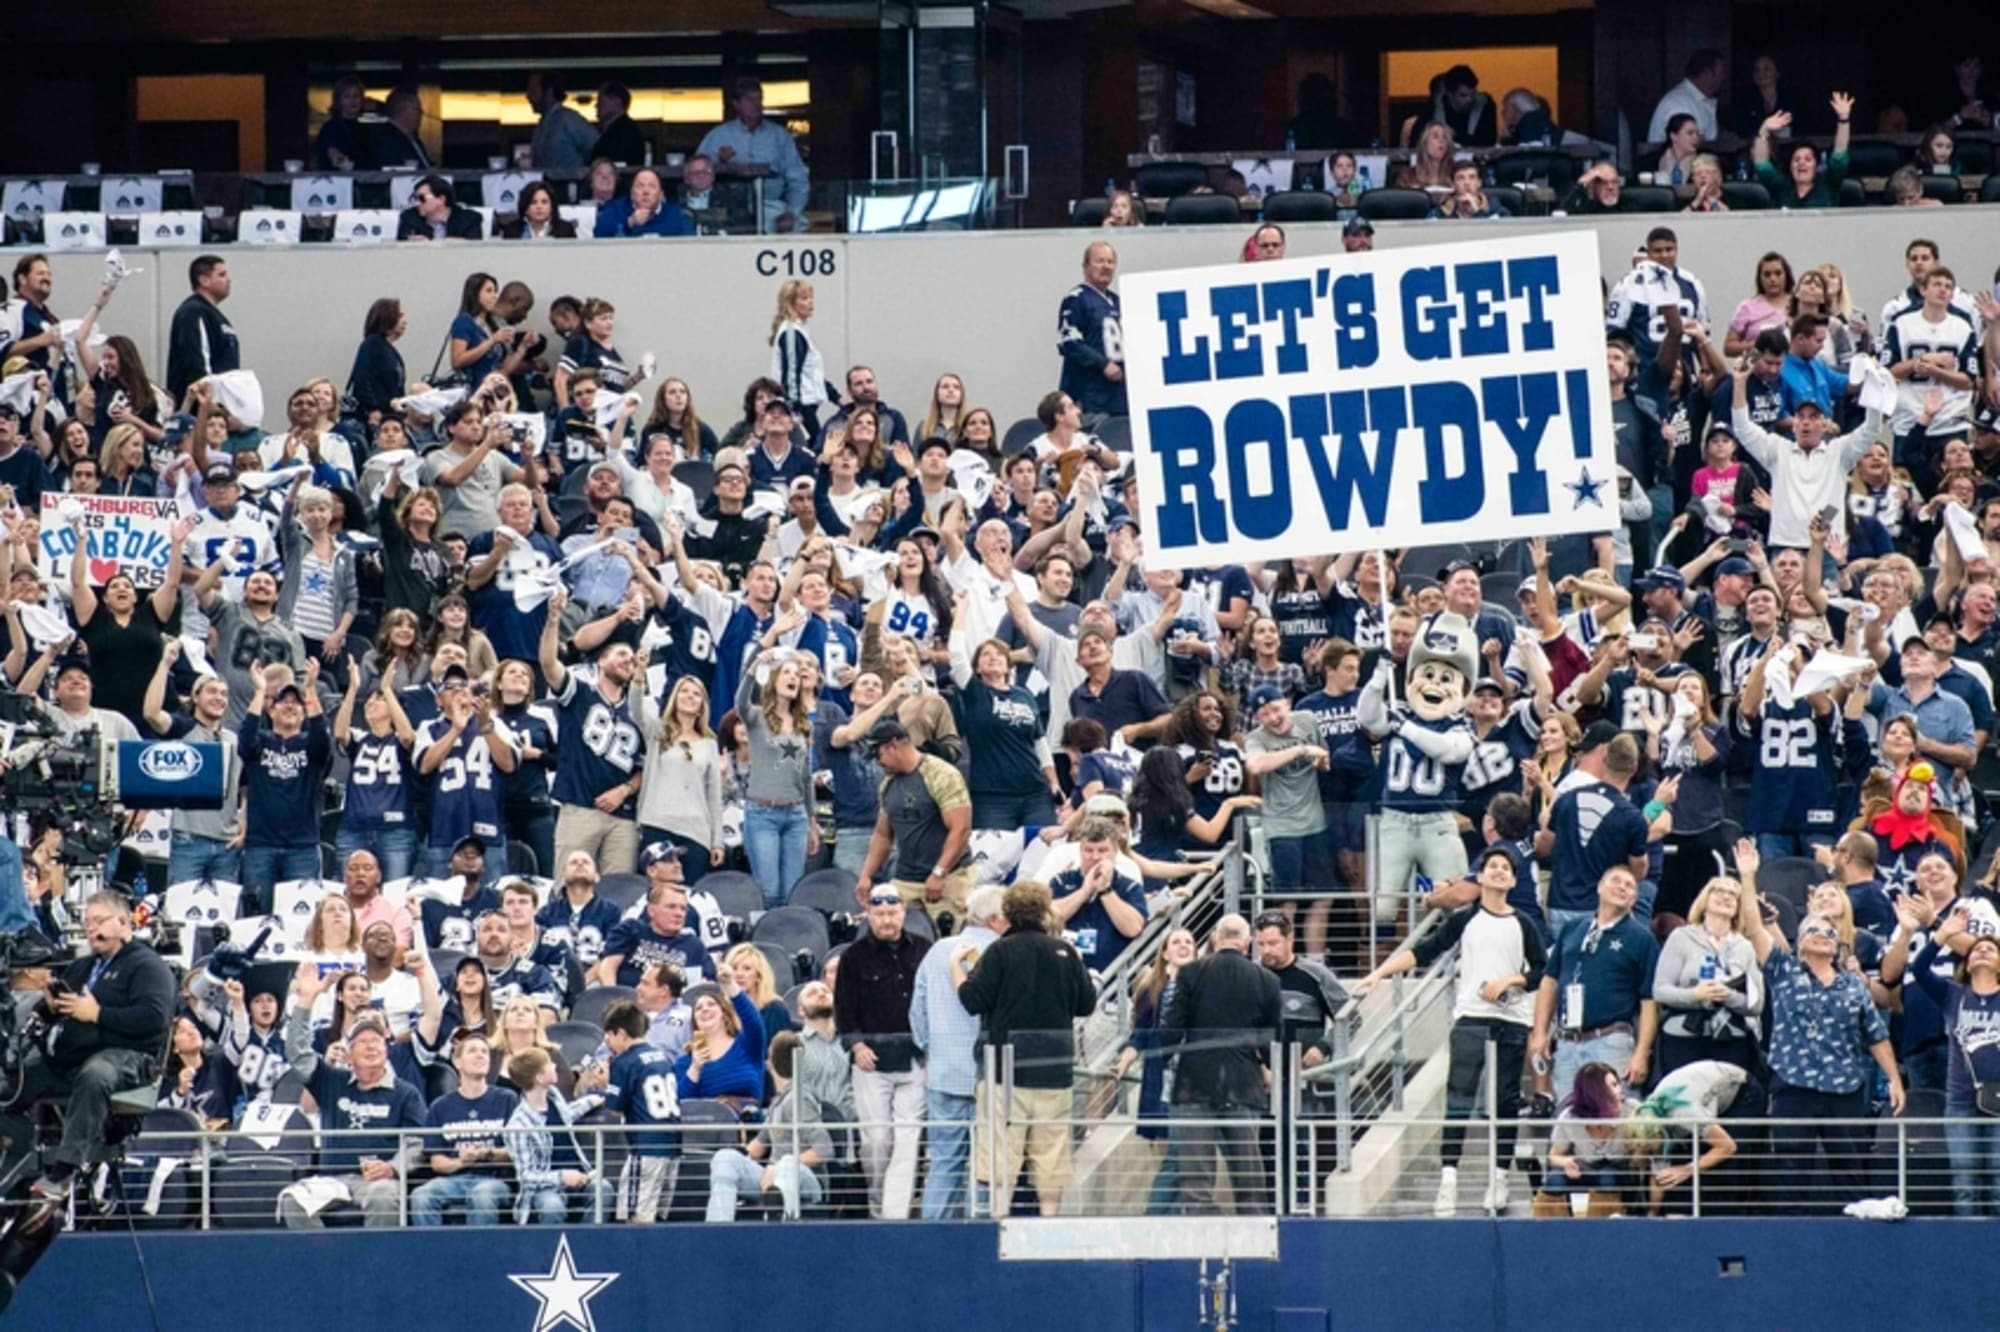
[1358,612,1479,927]
[597,999,682,1222]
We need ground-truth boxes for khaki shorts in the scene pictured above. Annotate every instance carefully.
[972,1081,1073,1206]
[889,865,973,930]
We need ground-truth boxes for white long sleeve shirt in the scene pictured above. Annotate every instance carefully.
[1730,403,1883,549]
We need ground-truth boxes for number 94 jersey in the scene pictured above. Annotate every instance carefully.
[1379,715,1474,814]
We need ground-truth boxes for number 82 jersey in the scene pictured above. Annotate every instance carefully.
[551,662,645,817]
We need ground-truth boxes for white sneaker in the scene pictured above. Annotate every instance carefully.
[1483,1167,1510,1214]
[1432,1166,1458,1218]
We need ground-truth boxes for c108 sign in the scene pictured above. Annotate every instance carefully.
[1121,230,1618,570]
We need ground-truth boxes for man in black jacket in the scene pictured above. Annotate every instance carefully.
[1,892,175,1213]
[397,174,485,242]
[834,889,929,1219]
[953,879,1094,1216]
[1162,913,1281,1214]
[165,254,237,406]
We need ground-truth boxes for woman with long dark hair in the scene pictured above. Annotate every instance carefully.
[73,318,164,450]
[948,618,1060,829]
[492,658,558,877]
[736,652,819,905]
[640,376,717,462]
[882,536,954,673]
[1126,747,1259,896]
[447,271,518,387]
[348,297,407,424]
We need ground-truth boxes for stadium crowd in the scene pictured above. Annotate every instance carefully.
[0,187,1998,1224]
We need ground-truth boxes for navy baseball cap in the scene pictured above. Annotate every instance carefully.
[1247,684,1284,713]
[640,842,684,870]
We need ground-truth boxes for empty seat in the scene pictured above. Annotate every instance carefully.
[1837,178,1869,207]
[1094,415,1131,453]
[594,872,649,915]
[752,905,832,968]
[1618,184,1679,213]
[211,1157,298,1229]
[755,939,805,988]
[1486,150,1580,192]
[674,459,715,507]
[1001,417,1043,458]
[1163,194,1243,226]
[1919,174,1964,204]
[1843,140,1901,179]
[697,870,767,926]
[1134,161,1208,199]
[1719,181,1771,210]
[569,984,638,1030]
[545,1020,605,1092]
[1486,185,1526,216]
[788,866,858,916]
[1260,189,1336,222]
[1354,187,1432,221]
[1069,197,1110,227]
[1757,856,1822,916]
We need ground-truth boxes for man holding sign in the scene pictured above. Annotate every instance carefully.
[1118,232,1617,573]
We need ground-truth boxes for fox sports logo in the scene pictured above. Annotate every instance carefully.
[138,742,204,782]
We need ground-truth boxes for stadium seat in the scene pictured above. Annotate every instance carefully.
[1355,188,1432,221]
[1843,140,1901,179]
[559,463,593,499]
[674,459,716,507]
[1399,542,1476,581]
[1094,415,1131,453]
[788,866,858,916]
[698,871,767,927]
[1756,855,1821,916]
[1486,185,1526,216]
[211,1158,297,1229]
[1001,417,1043,457]
[1069,197,1110,227]
[594,872,649,915]
[1163,195,1242,226]
[268,1070,309,1106]
[903,909,938,943]
[114,1108,207,1229]
[1982,176,2000,203]
[1958,140,1994,175]
[1481,571,1524,607]
[1486,150,1580,193]
[569,985,637,1030]
[1919,174,1962,204]
[1260,190,1337,222]
[1837,178,1868,207]
[752,906,832,970]
[1618,184,1678,213]
[678,1098,743,1160]
[545,1020,605,1091]
[1719,181,1771,210]
[1134,161,1208,199]
[755,939,804,988]
[506,841,540,878]
[781,982,808,1020]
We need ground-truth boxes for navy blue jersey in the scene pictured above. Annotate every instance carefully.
[424,1085,520,1172]
[550,664,644,814]
[1459,703,1540,821]
[485,956,565,1012]
[1324,583,1386,651]
[239,715,332,848]
[1545,781,1651,913]
[1267,583,1337,664]
[1378,716,1473,814]
[1070,749,1136,809]
[1603,666,1673,734]
[709,598,826,729]
[604,1043,680,1156]
[640,594,719,702]
[493,702,557,809]
[601,920,713,988]
[1175,740,1248,824]
[1056,282,1127,418]
[465,529,564,662]
[559,335,632,393]
[415,718,504,849]
[1294,686,1364,803]
[340,728,413,832]
[1746,699,1841,836]
[421,886,502,953]
[1184,566,1255,628]
[536,893,623,969]
[813,704,883,830]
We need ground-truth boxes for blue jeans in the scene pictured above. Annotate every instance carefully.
[705,1147,822,1221]
[1267,826,1338,894]
[919,1089,977,1219]
[0,835,37,936]
[520,1178,612,1224]
[832,827,875,877]
[167,832,241,889]
[971,790,1058,831]
[1944,1114,2000,1217]
[743,802,809,908]
[333,825,419,884]
[421,842,504,890]
[1146,1142,1180,1215]
[1754,832,1834,863]
[1553,1028,1636,1105]
[1542,1165,1624,1194]
[239,845,324,913]
[411,1172,512,1226]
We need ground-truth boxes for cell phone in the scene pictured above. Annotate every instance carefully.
[1617,475,1633,497]
[1725,538,1748,554]
[1819,505,1839,527]
[1628,633,1660,651]
[45,980,71,999]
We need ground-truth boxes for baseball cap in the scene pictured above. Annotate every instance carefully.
[1440,558,1480,579]
[640,841,684,870]
[54,656,92,682]
[1471,677,1506,696]
[1715,556,1755,577]
[917,436,951,459]
[437,664,470,690]
[1107,514,1140,535]
[1246,684,1284,713]
[452,834,488,857]
[762,399,795,418]
[588,459,621,479]
[1342,216,1374,236]
[1635,565,1686,593]
[203,461,237,484]
[271,682,305,705]
[1517,576,1540,599]
[1578,720,1620,753]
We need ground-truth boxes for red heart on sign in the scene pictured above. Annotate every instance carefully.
[88,557,123,584]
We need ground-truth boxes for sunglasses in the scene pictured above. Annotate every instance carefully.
[1800,923,1838,940]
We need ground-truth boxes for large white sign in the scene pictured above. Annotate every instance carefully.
[38,494,188,588]
[1120,230,1618,570]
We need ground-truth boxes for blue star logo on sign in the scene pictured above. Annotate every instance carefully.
[1565,467,1606,509]
[508,1233,619,1332]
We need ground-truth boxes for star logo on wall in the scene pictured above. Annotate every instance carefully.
[1566,467,1607,509]
[508,1234,619,1332]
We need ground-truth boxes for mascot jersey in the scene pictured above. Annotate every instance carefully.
[1381,716,1475,813]
[1372,611,1478,815]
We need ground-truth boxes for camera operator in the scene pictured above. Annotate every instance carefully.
[0,891,175,1217]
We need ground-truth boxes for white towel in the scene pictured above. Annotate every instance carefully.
[1792,648,1874,698]
[1847,354,1898,416]
[1943,502,1987,565]
[393,387,465,420]
[203,369,264,428]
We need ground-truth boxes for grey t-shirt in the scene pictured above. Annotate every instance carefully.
[1550,1109,1634,1167]
[423,445,514,540]
[208,598,306,729]
[1244,713,1327,838]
